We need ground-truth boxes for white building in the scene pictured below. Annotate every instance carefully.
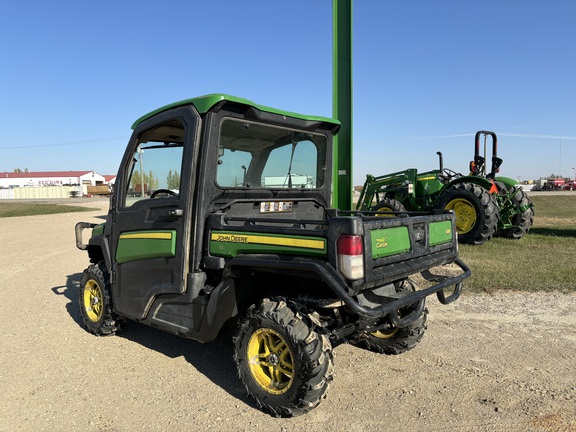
[0,171,106,189]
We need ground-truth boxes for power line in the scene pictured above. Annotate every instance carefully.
[498,133,576,140]
[402,132,576,141]
[0,136,130,150]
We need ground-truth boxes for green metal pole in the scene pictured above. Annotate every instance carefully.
[332,0,353,210]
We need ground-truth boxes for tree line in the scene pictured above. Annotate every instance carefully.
[130,169,180,191]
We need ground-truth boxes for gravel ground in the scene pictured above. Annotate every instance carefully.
[1,201,575,432]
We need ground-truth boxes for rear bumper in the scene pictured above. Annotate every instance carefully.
[224,255,470,323]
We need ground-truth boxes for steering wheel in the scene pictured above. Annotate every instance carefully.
[150,189,179,198]
[442,168,462,180]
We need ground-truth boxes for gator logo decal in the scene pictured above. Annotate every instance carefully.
[375,237,388,249]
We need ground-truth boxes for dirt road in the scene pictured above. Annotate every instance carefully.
[1,202,575,431]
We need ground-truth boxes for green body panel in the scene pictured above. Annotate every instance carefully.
[370,226,411,259]
[91,223,105,237]
[429,220,454,246]
[116,230,177,264]
[132,93,340,130]
[209,230,327,258]
[415,172,444,196]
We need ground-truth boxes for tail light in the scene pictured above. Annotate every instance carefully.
[337,235,364,280]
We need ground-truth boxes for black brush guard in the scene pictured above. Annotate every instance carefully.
[224,255,470,328]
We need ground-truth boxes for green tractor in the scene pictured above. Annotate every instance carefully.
[356,130,534,245]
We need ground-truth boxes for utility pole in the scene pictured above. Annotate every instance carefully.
[333,0,353,210]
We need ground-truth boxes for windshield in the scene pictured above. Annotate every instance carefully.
[216,118,327,189]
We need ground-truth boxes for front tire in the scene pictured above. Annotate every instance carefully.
[79,263,124,336]
[234,298,334,417]
[438,182,499,245]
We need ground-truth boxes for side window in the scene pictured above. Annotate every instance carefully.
[216,148,253,187]
[123,120,185,207]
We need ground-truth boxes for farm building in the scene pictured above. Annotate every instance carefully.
[0,171,114,199]
[0,171,107,188]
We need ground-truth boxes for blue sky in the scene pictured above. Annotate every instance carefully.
[1,0,575,186]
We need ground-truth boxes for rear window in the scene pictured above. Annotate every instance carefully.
[216,118,327,189]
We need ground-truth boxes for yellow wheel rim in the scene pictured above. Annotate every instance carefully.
[374,206,394,218]
[247,328,294,395]
[371,328,398,339]
[445,198,476,234]
[83,279,104,323]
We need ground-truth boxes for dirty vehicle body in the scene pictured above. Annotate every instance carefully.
[75,95,470,417]
[356,131,534,245]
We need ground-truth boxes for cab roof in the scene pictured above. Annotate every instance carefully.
[131,94,340,130]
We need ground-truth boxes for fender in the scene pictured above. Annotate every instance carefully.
[494,176,519,191]
[443,176,498,195]
[87,228,113,270]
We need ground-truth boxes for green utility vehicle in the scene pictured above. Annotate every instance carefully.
[75,94,469,417]
[356,131,534,245]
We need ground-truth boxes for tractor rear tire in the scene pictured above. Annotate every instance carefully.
[371,197,406,215]
[498,188,534,239]
[234,298,334,417]
[438,182,499,245]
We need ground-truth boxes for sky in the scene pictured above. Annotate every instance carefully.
[1,0,576,186]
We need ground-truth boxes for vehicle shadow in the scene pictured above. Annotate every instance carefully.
[51,273,84,328]
[119,322,251,405]
[52,274,254,410]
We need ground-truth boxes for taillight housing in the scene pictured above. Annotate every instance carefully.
[337,235,364,280]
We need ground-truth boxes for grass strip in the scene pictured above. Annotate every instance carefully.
[0,202,97,218]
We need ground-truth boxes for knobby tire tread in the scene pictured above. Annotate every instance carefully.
[79,262,124,336]
[233,297,334,418]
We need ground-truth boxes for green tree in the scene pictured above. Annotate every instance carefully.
[130,170,158,194]
[167,169,181,189]
[130,170,142,189]
[148,170,159,191]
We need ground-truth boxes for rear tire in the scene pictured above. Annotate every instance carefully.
[354,279,427,355]
[234,298,334,417]
[79,263,124,336]
[497,188,534,239]
[438,182,499,245]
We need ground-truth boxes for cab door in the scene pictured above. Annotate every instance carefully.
[110,107,199,320]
